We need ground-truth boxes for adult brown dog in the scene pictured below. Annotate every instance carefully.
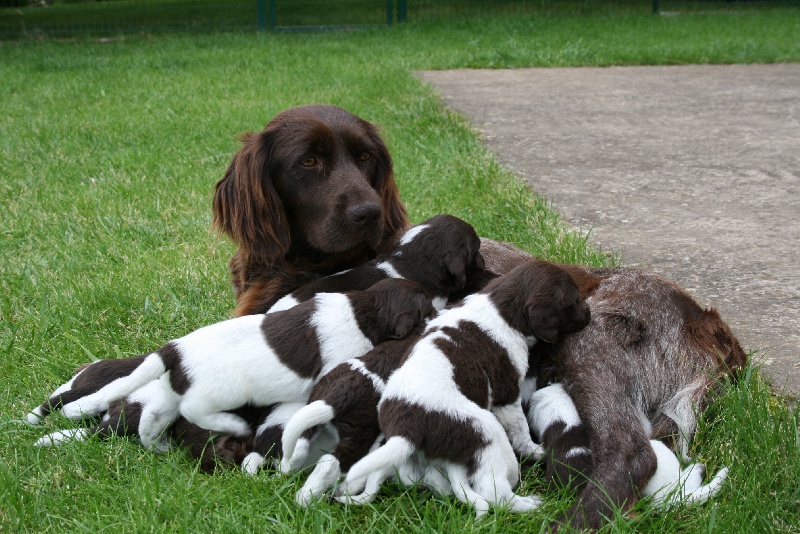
[212,104,408,316]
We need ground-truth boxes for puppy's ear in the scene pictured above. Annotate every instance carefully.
[389,312,418,340]
[388,290,432,340]
[526,302,560,344]
[368,125,408,251]
[212,131,290,265]
[443,250,469,290]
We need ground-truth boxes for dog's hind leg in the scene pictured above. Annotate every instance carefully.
[471,437,542,516]
[557,381,658,529]
[446,464,491,518]
[180,397,252,437]
[296,454,342,506]
[492,400,544,461]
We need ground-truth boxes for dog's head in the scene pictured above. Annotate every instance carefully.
[360,279,436,342]
[391,214,486,298]
[490,260,591,343]
[213,105,408,267]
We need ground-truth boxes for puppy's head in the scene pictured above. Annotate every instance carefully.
[490,260,591,343]
[392,214,486,298]
[363,279,436,341]
[212,105,408,266]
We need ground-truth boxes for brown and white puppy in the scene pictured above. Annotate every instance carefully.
[278,327,425,504]
[33,279,434,448]
[342,260,591,517]
[529,264,746,530]
[269,213,486,313]
[212,104,408,317]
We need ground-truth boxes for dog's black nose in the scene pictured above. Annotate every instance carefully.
[347,202,382,226]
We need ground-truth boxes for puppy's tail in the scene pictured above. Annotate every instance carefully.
[59,353,166,420]
[684,467,729,506]
[281,400,335,468]
[344,436,415,490]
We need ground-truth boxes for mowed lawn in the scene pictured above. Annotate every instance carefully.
[2,10,799,533]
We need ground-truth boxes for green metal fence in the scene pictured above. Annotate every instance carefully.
[0,0,796,38]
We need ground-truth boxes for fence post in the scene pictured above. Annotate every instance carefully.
[652,0,660,14]
[269,0,277,32]
[387,0,393,26]
[257,0,267,32]
[398,0,407,22]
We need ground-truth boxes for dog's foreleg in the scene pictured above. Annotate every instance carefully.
[492,400,544,461]
[179,401,252,437]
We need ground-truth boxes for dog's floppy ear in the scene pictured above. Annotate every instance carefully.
[212,131,290,265]
[526,301,560,344]
[367,124,409,252]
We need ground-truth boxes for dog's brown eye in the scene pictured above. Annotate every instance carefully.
[300,157,317,168]
[359,152,371,161]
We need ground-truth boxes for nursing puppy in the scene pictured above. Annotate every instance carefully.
[41,279,434,440]
[343,260,591,517]
[528,384,728,508]
[269,213,485,313]
[279,328,424,504]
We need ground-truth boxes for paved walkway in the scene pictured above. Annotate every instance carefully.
[417,64,800,396]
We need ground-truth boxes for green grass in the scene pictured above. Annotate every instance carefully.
[2,11,800,533]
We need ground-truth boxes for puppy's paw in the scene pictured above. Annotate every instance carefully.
[26,407,45,425]
[295,487,321,507]
[34,428,90,447]
[242,452,265,476]
[507,494,543,513]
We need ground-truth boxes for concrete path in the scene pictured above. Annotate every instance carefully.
[417,64,800,396]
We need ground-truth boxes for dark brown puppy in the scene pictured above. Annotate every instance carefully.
[212,104,408,317]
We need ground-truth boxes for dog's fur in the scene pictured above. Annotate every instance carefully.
[40,279,433,443]
[212,104,408,317]
[530,264,746,529]
[342,260,591,517]
[528,384,729,508]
